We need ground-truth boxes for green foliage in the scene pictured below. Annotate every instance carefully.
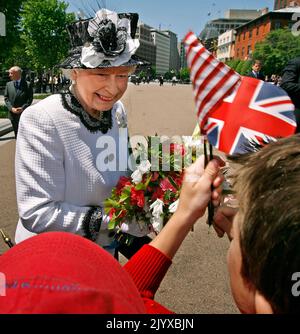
[226,59,241,71]
[179,68,190,82]
[0,105,8,118]
[21,0,75,72]
[138,70,146,79]
[240,60,252,76]
[235,61,244,74]
[253,28,300,75]
[33,93,52,99]
[0,0,24,69]
[149,66,156,79]
[163,69,177,81]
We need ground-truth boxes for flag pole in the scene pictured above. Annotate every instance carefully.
[203,138,214,227]
[208,143,214,226]
[0,229,14,248]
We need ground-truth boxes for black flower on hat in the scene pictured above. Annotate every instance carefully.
[90,18,127,57]
[60,9,141,69]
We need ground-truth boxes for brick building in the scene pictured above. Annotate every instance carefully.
[234,8,300,60]
[274,0,300,10]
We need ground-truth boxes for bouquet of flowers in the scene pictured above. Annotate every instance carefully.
[104,136,199,243]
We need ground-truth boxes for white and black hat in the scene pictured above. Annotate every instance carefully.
[60,9,141,69]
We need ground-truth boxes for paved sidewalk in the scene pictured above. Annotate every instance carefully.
[0,119,13,137]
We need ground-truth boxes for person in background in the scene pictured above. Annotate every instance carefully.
[246,60,265,81]
[4,66,33,138]
[281,56,300,133]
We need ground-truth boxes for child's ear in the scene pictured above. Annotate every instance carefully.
[254,291,273,314]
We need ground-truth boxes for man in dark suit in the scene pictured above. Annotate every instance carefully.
[281,57,300,133]
[247,60,265,81]
[4,66,33,138]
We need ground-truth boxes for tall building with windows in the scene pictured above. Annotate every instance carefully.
[200,9,264,53]
[274,0,300,10]
[135,22,156,67]
[217,29,236,62]
[162,30,180,72]
[151,30,170,75]
[179,41,187,69]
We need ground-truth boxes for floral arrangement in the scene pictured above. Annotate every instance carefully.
[104,136,199,243]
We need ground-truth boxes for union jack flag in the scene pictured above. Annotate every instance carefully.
[184,31,296,155]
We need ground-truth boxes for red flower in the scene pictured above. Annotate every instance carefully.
[160,178,177,192]
[170,143,185,156]
[151,172,159,182]
[151,187,164,201]
[116,176,131,195]
[118,209,127,219]
[109,208,116,219]
[173,174,184,188]
[130,188,145,208]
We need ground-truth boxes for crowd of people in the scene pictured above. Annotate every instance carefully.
[1,7,300,314]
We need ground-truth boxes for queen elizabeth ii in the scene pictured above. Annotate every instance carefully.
[15,9,150,257]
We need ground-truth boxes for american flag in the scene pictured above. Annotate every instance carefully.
[184,31,241,128]
[184,31,296,155]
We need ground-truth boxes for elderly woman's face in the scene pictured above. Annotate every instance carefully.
[72,66,133,112]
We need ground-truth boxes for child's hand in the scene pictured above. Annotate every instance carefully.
[177,155,225,223]
[213,206,238,241]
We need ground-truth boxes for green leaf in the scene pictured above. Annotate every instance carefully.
[135,183,146,191]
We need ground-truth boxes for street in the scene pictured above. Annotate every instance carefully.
[0,83,238,314]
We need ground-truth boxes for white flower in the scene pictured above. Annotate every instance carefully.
[139,160,151,174]
[131,160,151,184]
[120,222,129,233]
[150,199,164,218]
[182,136,203,148]
[131,169,143,184]
[169,199,179,213]
[151,215,164,234]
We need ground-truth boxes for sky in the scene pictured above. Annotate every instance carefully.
[67,0,274,40]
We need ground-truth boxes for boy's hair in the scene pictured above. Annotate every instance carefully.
[232,134,300,313]
[252,59,262,66]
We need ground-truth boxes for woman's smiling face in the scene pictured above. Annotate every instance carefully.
[72,66,134,115]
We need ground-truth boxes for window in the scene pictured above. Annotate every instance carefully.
[247,45,251,56]
[249,30,252,39]
[274,21,281,30]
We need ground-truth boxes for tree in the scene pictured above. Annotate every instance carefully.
[179,68,190,82]
[253,28,300,75]
[235,61,244,74]
[240,60,252,76]
[0,0,24,69]
[226,59,241,71]
[21,0,75,72]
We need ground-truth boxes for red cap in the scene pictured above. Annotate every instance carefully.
[0,232,146,313]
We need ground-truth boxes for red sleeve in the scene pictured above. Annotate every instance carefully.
[123,244,172,300]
